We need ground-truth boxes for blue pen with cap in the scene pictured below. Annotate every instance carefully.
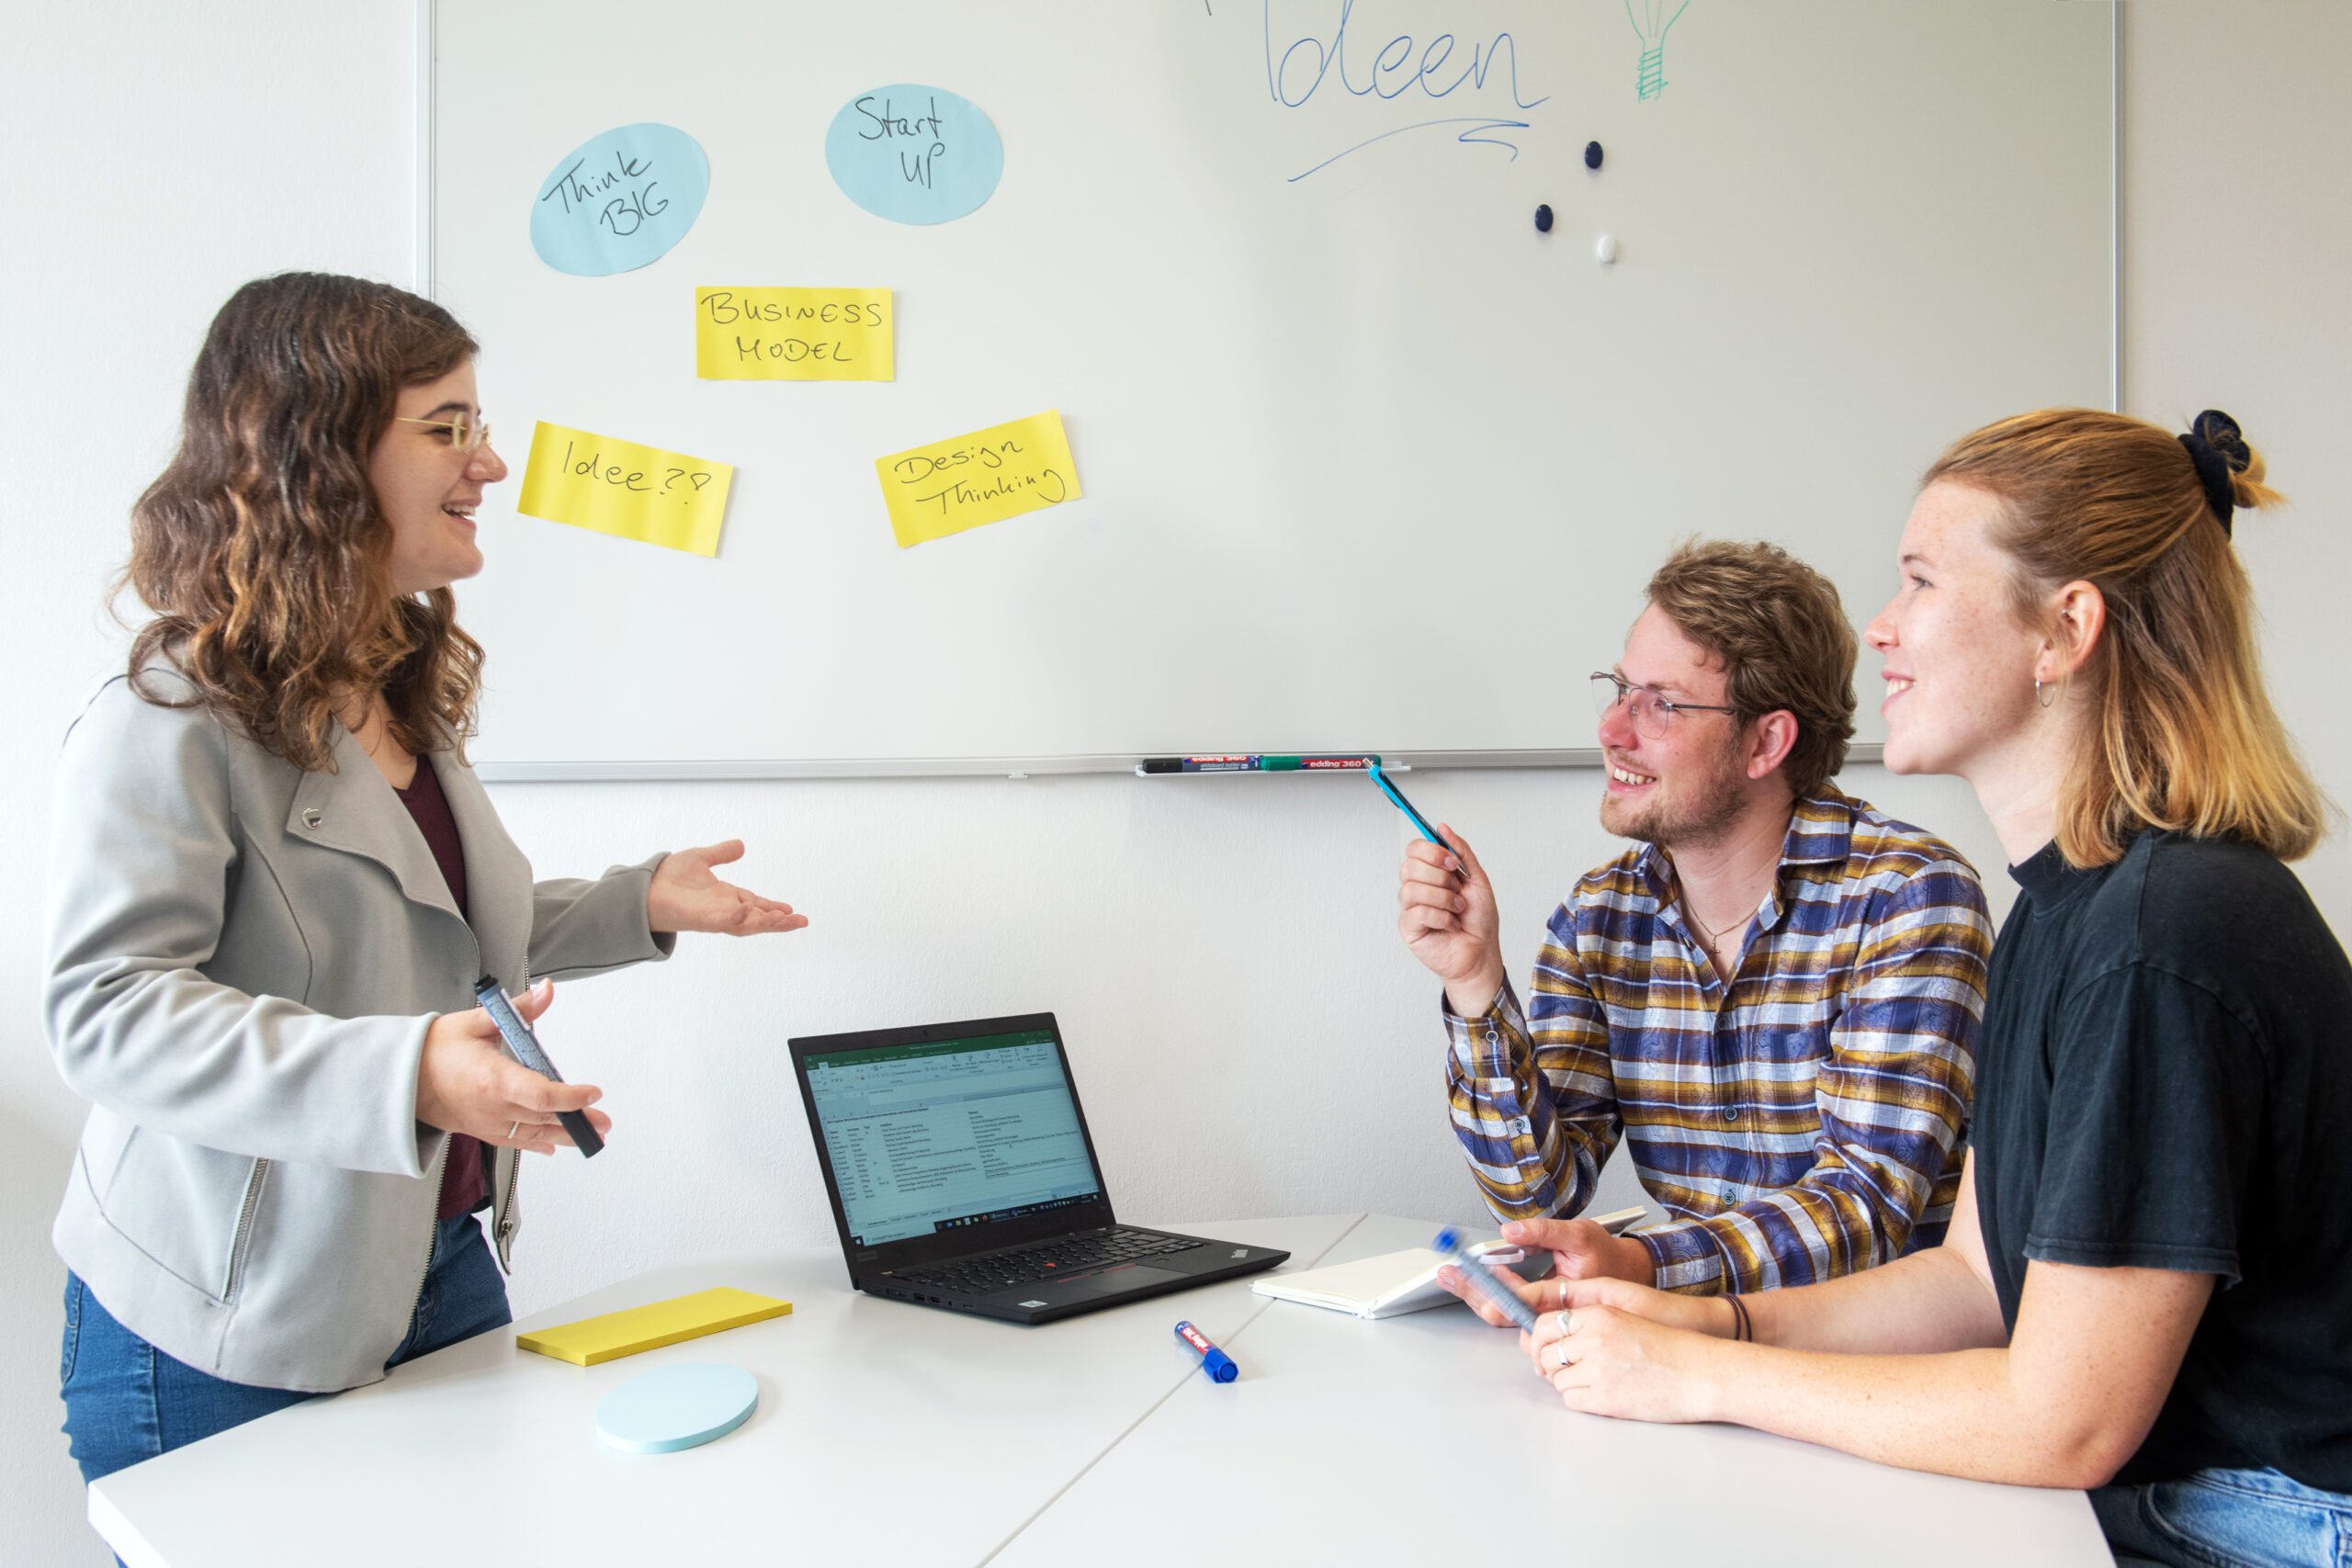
[1432,1227,1539,1332]
[1175,1321,1238,1382]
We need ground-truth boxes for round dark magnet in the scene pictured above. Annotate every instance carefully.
[1585,141,1604,170]
[1534,204,1554,233]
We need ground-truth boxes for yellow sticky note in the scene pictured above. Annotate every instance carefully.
[876,410,1082,548]
[515,421,732,557]
[515,1286,792,1367]
[695,287,893,380]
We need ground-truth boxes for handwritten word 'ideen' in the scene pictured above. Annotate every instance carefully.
[695,288,894,381]
[876,411,1082,548]
[1266,0,1549,181]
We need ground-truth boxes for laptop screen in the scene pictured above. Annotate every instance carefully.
[800,1026,1106,1248]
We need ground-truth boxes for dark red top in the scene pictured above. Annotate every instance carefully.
[392,757,488,1220]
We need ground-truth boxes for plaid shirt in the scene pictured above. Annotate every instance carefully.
[1445,789,1989,1294]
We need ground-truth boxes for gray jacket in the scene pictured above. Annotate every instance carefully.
[47,669,672,1392]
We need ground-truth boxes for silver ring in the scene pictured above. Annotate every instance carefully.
[1555,1309,1577,1337]
[1555,1341,1571,1370]
[508,1121,520,1141]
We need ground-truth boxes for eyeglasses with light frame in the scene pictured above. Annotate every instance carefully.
[395,412,493,453]
[1589,671,1746,739]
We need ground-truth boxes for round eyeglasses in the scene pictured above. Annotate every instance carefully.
[396,412,493,453]
[1589,671,1744,739]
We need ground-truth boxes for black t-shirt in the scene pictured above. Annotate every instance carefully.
[1976,829,2352,1492]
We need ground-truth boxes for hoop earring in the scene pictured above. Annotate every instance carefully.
[2035,676,2058,710]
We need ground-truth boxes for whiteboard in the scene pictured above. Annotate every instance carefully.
[428,0,2113,773]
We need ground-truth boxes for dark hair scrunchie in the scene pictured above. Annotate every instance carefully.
[2178,409,2250,538]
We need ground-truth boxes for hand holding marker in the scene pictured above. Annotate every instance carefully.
[1365,758,1468,881]
[1432,1228,1539,1332]
[473,976,605,1157]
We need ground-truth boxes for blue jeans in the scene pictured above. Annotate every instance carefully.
[61,1210,511,1489]
[2094,1467,2352,1568]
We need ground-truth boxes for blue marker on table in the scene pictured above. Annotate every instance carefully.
[1365,758,1466,877]
[472,976,604,1158]
[1175,1320,1238,1382]
[1432,1228,1539,1332]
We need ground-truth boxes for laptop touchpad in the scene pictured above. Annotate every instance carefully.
[1062,1263,1189,1298]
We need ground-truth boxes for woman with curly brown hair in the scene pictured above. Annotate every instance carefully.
[50,273,807,1487]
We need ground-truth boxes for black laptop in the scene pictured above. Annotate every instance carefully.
[789,1012,1287,1324]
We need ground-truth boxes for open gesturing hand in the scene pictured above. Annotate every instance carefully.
[647,840,809,936]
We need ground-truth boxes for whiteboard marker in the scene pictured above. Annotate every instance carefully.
[473,977,605,1157]
[1432,1229,1538,1331]
[1175,1320,1238,1382]
[1366,758,1465,877]
[1136,754,1384,774]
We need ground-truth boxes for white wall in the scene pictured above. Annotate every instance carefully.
[3,7,418,1562]
[2121,3,2352,923]
[4,6,2345,1563]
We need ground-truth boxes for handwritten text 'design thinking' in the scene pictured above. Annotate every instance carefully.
[876,412,1081,548]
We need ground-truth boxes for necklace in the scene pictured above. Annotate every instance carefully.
[1676,880,1749,960]
[1689,908,1745,958]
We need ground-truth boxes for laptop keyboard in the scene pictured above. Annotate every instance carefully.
[899,1227,1208,1297]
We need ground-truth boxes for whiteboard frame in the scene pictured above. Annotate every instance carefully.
[415,1,2110,784]
[473,744,1885,784]
[413,0,435,299]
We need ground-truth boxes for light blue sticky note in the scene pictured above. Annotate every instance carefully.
[824,85,1003,225]
[594,1362,759,1455]
[531,123,710,276]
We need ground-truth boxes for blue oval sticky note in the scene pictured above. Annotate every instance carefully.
[824,85,1003,225]
[594,1362,759,1455]
[531,123,709,276]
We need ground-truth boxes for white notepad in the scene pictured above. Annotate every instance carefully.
[1252,1208,1647,1320]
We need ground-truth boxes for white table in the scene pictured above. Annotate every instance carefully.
[997,1214,2113,1567]
[87,1214,2110,1566]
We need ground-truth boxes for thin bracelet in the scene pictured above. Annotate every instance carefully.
[1725,1292,1752,1343]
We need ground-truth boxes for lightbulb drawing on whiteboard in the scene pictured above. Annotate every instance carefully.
[1627,0,1690,101]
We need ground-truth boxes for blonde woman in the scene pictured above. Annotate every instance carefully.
[52,274,806,1488]
[1446,409,2352,1566]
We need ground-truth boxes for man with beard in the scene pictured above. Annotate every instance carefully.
[1397,540,1990,1299]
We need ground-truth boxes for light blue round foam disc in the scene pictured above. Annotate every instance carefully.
[594,1363,759,1455]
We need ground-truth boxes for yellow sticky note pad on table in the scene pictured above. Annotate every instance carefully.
[876,410,1082,548]
[515,1286,791,1367]
[695,287,892,380]
[515,422,732,557]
